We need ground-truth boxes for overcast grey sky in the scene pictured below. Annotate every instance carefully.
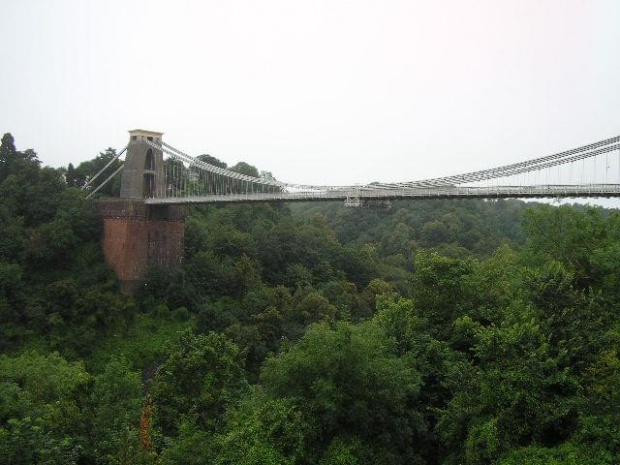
[1,0,619,187]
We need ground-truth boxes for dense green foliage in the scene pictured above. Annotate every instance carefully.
[1,132,619,463]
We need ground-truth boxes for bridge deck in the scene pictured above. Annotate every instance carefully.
[145,184,620,205]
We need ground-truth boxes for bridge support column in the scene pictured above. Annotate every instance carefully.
[98,200,188,295]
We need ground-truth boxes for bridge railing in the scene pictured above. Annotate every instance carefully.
[145,184,620,204]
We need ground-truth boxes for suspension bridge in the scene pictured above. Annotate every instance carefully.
[91,129,620,293]
[87,130,620,206]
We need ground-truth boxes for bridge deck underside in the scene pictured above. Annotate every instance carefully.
[146,184,620,205]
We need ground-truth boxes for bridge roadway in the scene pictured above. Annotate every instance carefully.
[145,184,620,205]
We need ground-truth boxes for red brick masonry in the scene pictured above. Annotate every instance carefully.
[97,200,188,294]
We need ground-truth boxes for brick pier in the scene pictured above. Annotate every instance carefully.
[98,200,188,295]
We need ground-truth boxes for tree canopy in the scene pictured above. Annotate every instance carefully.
[1,132,619,463]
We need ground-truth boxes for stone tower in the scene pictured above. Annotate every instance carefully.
[120,129,166,199]
[98,130,188,295]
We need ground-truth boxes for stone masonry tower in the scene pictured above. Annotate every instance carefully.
[120,130,165,199]
[98,130,188,295]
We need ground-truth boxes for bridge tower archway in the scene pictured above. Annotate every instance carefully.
[120,129,165,199]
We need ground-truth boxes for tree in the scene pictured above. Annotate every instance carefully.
[68,147,122,197]
[91,356,149,465]
[215,395,306,464]
[410,251,480,339]
[150,330,248,439]
[197,154,227,169]
[230,162,259,178]
[498,443,613,465]
[258,321,425,464]
[522,205,606,288]
[0,133,17,180]
[438,306,580,465]
[420,220,451,247]
[0,351,91,464]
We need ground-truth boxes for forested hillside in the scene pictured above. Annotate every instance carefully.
[1,133,619,464]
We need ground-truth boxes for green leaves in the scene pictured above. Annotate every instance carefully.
[150,330,248,438]
[258,321,425,464]
[0,352,91,464]
[216,396,306,465]
[91,357,146,465]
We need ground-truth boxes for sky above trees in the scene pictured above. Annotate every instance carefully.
[1,0,619,187]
